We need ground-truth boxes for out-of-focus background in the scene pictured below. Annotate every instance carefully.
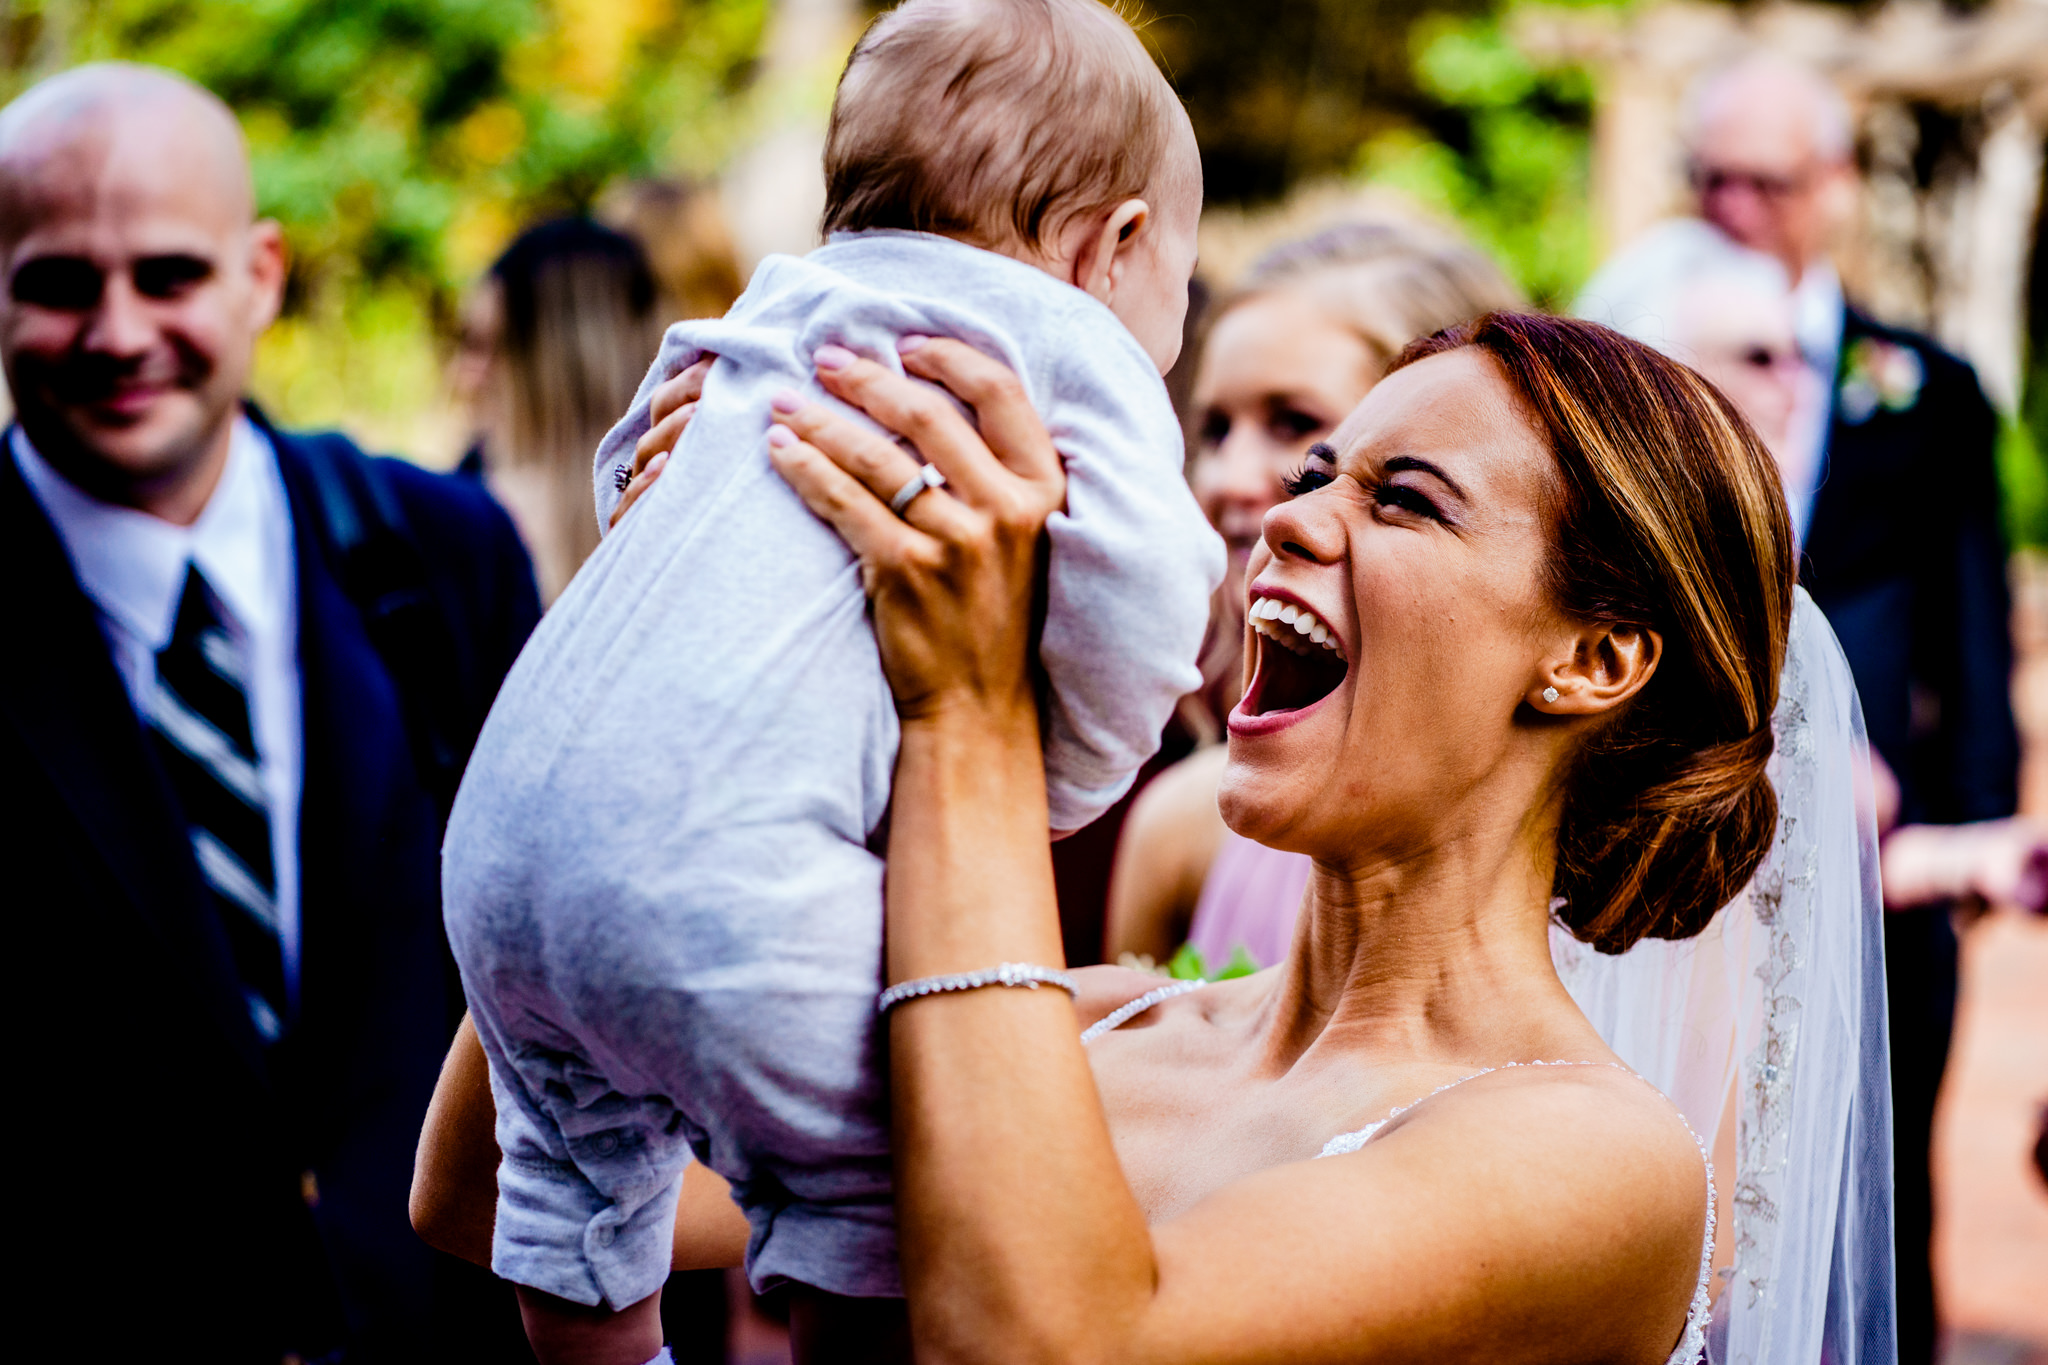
[6,2,2043,1361]
[6,0,2041,520]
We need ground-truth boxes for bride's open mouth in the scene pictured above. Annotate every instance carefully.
[1238,593,1348,718]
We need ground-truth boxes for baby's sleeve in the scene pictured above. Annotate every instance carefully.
[1038,318,1226,834]
[590,324,710,534]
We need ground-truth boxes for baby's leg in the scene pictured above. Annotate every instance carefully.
[468,999,698,1329]
[788,1287,913,1365]
[517,1283,665,1365]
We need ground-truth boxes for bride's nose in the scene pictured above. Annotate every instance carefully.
[1260,490,1343,567]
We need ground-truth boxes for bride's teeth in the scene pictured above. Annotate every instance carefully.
[1310,623,1328,644]
[1293,613,1314,635]
[1278,603,1300,625]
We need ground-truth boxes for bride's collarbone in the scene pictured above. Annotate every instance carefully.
[1086,981,1564,1134]
[1095,1001,1660,1202]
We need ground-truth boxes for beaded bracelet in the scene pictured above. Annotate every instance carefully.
[877,962,1078,1014]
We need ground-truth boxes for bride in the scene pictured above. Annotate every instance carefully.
[418,312,1877,1363]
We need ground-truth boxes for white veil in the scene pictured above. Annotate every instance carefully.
[1552,589,1896,1364]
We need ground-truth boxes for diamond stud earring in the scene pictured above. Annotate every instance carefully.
[1541,686,1560,703]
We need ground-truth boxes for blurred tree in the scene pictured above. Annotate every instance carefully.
[1134,0,1490,205]
[2,0,769,448]
[1134,0,1612,309]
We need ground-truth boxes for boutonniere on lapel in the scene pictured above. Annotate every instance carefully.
[1838,336,1925,424]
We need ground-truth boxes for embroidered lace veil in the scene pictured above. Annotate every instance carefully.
[1552,589,1896,1364]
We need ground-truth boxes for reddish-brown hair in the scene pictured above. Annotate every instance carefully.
[1395,313,1796,953]
[822,0,1191,251]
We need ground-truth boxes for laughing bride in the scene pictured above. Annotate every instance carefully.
[417,312,1890,1363]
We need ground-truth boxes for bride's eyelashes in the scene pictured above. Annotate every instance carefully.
[1282,440,1340,497]
[1373,482,1444,521]
[1280,462,1447,524]
[1282,463,1334,497]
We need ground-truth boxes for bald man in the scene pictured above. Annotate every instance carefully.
[0,65,541,1359]
[1687,55,2019,1364]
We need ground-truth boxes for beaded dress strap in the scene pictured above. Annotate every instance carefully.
[1078,978,1206,1044]
[1316,1059,1625,1156]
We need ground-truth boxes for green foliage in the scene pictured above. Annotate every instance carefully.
[1165,943,1263,982]
[2016,293,2048,550]
[2003,401,2048,551]
[4,0,770,446]
[1355,3,1610,309]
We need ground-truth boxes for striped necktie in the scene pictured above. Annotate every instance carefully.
[148,564,287,1044]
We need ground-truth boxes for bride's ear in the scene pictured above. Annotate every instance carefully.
[1529,622,1660,717]
[1067,198,1150,307]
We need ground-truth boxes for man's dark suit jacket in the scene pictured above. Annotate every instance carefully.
[1800,306,2018,1365]
[2,413,540,1359]
[1803,306,2019,826]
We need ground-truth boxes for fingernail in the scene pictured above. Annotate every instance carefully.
[813,344,856,371]
[770,389,803,414]
[766,423,797,449]
[648,450,669,472]
[897,334,928,354]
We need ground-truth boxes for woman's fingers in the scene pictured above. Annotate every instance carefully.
[609,450,668,529]
[771,390,976,542]
[810,346,1029,514]
[897,337,1063,496]
[637,356,713,473]
[610,358,714,529]
[650,357,712,426]
[634,400,696,474]
[767,424,934,576]
[769,343,1059,722]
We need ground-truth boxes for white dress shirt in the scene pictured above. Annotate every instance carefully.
[14,418,304,996]
[1784,262,1846,539]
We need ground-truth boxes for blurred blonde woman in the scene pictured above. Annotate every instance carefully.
[456,218,664,604]
[1109,219,1523,967]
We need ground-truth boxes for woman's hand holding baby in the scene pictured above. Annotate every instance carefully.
[613,336,1066,730]
[609,356,713,528]
[766,338,1066,729]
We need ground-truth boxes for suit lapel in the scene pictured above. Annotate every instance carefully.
[272,430,425,1084]
[0,440,273,1079]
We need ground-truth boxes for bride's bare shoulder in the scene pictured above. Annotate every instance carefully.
[1368,1060,1709,1245]
[1145,1062,1710,1362]
[1391,1061,1700,1163]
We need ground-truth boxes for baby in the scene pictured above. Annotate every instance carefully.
[443,0,1221,1335]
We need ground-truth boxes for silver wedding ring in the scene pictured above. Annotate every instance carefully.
[888,462,946,518]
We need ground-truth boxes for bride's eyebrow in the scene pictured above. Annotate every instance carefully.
[1305,441,1337,462]
[1384,454,1469,502]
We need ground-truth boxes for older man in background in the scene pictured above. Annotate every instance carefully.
[1686,53,2020,1363]
[0,64,540,1359]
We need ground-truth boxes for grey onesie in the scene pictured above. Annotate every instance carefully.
[444,230,1222,1308]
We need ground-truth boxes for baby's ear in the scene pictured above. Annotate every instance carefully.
[1071,198,1150,303]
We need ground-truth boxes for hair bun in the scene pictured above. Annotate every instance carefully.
[1554,720,1779,954]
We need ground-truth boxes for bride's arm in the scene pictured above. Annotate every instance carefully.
[771,342,1708,1365]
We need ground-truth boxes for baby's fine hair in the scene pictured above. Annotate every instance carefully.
[823,0,1192,252]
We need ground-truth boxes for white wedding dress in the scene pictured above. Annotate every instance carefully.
[1085,591,1893,1365]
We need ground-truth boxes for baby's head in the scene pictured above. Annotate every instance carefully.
[824,0,1201,372]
